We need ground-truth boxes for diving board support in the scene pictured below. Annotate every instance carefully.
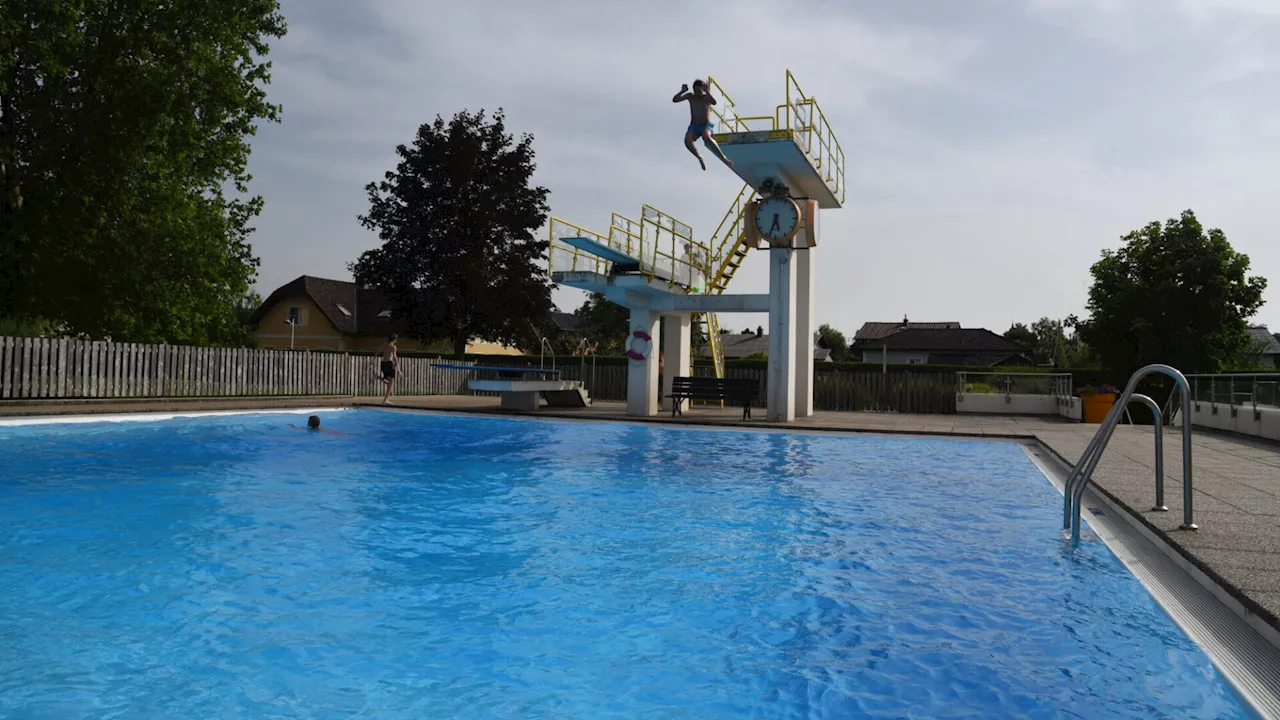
[627,308,660,417]
[767,248,797,422]
[794,248,815,418]
[661,313,692,412]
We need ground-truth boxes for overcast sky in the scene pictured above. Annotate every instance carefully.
[244,0,1280,338]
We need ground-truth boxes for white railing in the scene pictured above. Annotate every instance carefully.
[1185,373,1280,409]
[955,371,1073,397]
[955,372,1075,416]
[0,336,475,400]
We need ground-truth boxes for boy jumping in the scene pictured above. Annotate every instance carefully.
[673,79,734,171]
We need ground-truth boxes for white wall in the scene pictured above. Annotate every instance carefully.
[1174,402,1280,442]
[1057,395,1083,422]
[956,393,1060,415]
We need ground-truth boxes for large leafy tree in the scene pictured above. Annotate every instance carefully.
[1074,210,1266,377]
[1,0,285,344]
[574,293,629,353]
[353,108,553,359]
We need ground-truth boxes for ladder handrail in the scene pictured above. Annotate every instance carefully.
[1063,364,1196,542]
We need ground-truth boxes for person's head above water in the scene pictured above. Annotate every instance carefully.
[307,415,321,429]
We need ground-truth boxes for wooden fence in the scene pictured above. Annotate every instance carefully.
[0,336,474,400]
[1,336,958,413]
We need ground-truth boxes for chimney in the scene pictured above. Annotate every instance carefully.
[901,314,909,328]
[756,325,763,337]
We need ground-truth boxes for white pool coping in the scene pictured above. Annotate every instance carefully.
[1024,445,1280,720]
[0,407,350,426]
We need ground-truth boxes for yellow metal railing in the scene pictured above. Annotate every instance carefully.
[548,218,611,276]
[640,205,713,293]
[776,69,845,204]
[705,76,750,134]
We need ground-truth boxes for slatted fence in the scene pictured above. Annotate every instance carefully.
[0,336,959,413]
[0,337,474,400]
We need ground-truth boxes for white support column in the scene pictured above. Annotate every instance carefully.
[626,308,661,417]
[794,247,816,418]
[767,248,797,422]
[661,313,692,412]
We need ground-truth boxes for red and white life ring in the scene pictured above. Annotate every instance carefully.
[625,329,652,361]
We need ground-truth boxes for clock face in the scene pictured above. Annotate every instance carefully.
[754,197,800,243]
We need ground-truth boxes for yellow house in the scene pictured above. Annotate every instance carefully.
[250,275,523,355]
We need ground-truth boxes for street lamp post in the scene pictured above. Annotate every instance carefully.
[286,318,295,349]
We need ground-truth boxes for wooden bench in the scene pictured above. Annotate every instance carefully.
[666,376,760,420]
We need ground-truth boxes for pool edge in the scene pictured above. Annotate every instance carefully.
[1023,444,1280,720]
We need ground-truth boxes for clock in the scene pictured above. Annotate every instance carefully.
[753,196,801,245]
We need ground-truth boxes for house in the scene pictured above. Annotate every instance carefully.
[249,275,522,354]
[850,316,960,355]
[858,327,1032,366]
[1248,325,1280,368]
[698,326,832,362]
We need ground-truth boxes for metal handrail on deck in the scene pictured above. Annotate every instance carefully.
[1063,364,1196,542]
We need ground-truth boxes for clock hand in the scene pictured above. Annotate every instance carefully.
[769,214,780,235]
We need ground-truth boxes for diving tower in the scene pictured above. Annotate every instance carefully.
[546,70,845,422]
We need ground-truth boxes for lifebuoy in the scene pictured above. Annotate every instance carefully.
[626,329,652,361]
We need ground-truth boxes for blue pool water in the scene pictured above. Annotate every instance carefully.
[0,409,1256,719]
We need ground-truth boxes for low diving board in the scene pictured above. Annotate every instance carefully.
[711,129,843,209]
[433,364,560,377]
[434,364,589,411]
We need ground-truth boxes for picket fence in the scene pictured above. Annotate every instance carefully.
[0,336,475,400]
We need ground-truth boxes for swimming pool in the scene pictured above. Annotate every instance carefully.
[0,409,1258,718]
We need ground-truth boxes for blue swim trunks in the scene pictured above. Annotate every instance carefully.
[688,121,715,136]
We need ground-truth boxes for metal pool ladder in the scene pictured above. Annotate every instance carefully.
[1063,364,1197,542]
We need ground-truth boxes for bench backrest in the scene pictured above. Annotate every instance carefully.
[671,376,759,394]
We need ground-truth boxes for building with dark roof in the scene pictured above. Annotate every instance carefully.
[249,276,407,350]
[1248,325,1280,368]
[858,327,1032,366]
[697,327,832,362]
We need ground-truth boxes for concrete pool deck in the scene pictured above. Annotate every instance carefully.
[3,393,1279,645]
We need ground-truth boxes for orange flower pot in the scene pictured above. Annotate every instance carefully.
[1081,393,1117,423]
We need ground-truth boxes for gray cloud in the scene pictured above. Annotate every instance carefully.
[245,0,1280,339]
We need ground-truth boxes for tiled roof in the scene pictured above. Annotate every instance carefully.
[875,328,1030,353]
[551,312,580,332]
[1249,326,1280,355]
[250,275,402,336]
[854,321,961,342]
[699,332,827,360]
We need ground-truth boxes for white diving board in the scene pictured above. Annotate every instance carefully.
[712,129,843,209]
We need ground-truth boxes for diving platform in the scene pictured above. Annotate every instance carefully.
[552,271,769,313]
[713,129,843,209]
[561,235,638,267]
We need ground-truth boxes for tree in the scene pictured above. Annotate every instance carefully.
[1003,323,1037,350]
[1075,210,1266,377]
[353,108,553,359]
[816,323,849,362]
[574,293,629,353]
[1,0,285,344]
